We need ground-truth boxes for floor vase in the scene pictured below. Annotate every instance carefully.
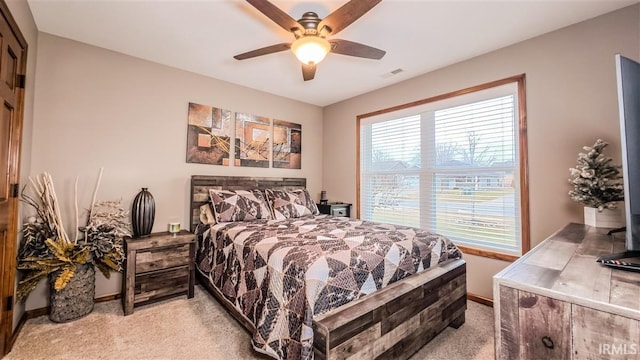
[49,263,95,323]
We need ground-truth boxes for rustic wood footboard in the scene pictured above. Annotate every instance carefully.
[196,259,466,360]
[312,259,466,360]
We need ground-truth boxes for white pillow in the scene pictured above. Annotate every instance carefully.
[199,204,216,225]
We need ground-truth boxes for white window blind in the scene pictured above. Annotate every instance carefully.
[360,81,523,255]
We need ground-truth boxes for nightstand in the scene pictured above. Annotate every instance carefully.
[122,230,195,315]
[317,202,352,217]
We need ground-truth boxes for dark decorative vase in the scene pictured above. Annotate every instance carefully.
[132,187,155,237]
[49,263,95,323]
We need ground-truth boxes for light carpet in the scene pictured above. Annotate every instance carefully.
[7,286,494,360]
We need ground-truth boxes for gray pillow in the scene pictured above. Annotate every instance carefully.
[265,188,319,220]
[209,189,272,222]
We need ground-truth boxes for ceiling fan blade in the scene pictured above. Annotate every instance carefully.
[302,63,316,81]
[234,43,291,60]
[318,0,381,36]
[329,39,385,60]
[246,0,302,33]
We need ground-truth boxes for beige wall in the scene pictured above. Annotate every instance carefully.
[323,4,640,299]
[6,0,39,329]
[11,2,640,312]
[25,33,323,310]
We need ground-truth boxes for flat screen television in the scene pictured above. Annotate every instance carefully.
[596,54,640,272]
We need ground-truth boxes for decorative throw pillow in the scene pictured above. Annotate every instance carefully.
[266,188,319,220]
[209,189,272,223]
[199,203,216,225]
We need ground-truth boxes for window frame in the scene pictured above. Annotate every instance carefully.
[356,74,529,261]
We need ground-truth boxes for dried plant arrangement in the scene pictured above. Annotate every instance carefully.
[16,169,131,302]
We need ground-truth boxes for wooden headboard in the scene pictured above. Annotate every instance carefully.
[189,175,307,231]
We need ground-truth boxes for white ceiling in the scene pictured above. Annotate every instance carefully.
[27,0,637,107]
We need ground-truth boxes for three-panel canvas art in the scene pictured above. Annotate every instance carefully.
[186,102,301,169]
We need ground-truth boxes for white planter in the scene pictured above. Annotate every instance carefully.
[583,206,625,228]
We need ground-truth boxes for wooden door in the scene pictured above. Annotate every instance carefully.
[0,0,26,355]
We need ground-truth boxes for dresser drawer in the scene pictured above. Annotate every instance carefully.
[135,243,190,273]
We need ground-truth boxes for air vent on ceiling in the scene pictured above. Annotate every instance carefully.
[381,68,404,78]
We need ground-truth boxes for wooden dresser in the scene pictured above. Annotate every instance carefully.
[494,223,640,359]
[122,231,196,315]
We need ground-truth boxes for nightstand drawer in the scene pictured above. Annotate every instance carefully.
[332,207,348,217]
[134,266,190,302]
[135,244,190,273]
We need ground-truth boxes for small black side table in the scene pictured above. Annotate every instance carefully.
[317,202,352,217]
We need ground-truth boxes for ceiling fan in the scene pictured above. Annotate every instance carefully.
[234,0,386,81]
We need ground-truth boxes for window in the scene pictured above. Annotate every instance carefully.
[358,75,529,259]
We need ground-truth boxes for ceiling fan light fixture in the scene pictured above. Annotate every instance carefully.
[291,36,331,65]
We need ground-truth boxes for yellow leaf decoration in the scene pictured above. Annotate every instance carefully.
[95,263,111,279]
[54,265,76,291]
[45,239,73,263]
[16,278,41,302]
[101,256,119,271]
[71,246,91,264]
[19,268,60,284]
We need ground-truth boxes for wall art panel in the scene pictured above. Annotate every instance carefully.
[273,119,301,169]
[186,102,232,166]
[235,112,270,168]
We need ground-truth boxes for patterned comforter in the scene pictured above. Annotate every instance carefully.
[196,214,462,360]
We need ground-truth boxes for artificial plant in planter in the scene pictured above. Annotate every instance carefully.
[568,139,625,227]
[16,169,130,322]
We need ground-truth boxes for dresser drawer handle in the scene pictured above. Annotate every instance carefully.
[541,336,554,349]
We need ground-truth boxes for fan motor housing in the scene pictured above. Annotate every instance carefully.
[297,12,329,35]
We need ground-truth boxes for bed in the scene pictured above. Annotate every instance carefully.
[189,175,467,360]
